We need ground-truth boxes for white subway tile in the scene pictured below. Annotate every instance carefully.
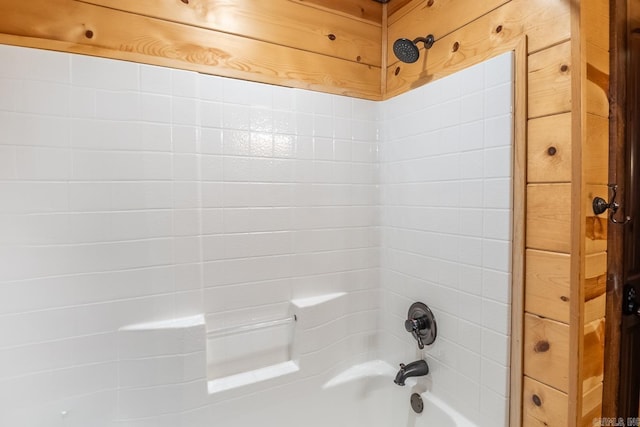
[456,345,482,383]
[482,269,511,304]
[458,264,483,296]
[484,146,512,178]
[0,182,68,214]
[454,373,481,413]
[459,62,485,94]
[222,78,255,105]
[15,146,71,181]
[173,181,200,209]
[482,328,510,366]
[0,332,117,380]
[16,80,70,117]
[96,90,139,121]
[172,125,199,153]
[0,45,70,83]
[70,86,96,118]
[199,74,223,101]
[0,112,71,147]
[459,120,484,152]
[222,182,293,207]
[0,78,17,111]
[457,292,483,324]
[73,55,138,91]
[171,69,198,98]
[71,150,172,181]
[483,209,512,241]
[0,146,16,179]
[172,97,198,126]
[481,357,510,396]
[484,116,512,152]
[141,64,172,94]
[482,299,510,335]
[118,351,206,389]
[459,236,483,267]
[482,239,511,272]
[173,153,199,181]
[222,129,250,156]
[483,178,512,209]
[484,83,513,118]
[250,132,274,157]
[201,128,223,154]
[202,255,293,286]
[141,93,171,123]
[274,134,295,158]
[459,208,483,238]
[479,387,509,427]
[111,182,173,210]
[250,107,273,132]
[314,115,333,138]
[203,279,292,313]
[0,362,118,411]
[201,101,222,128]
[71,119,141,151]
[296,112,314,136]
[458,320,482,353]
[460,150,484,179]
[485,52,513,88]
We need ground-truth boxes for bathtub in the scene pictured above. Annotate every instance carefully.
[209,360,477,427]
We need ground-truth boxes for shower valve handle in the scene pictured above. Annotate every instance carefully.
[405,316,429,349]
[404,302,437,349]
[404,316,429,333]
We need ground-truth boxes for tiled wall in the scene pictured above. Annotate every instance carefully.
[0,45,379,424]
[0,44,515,426]
[378,53,514,427]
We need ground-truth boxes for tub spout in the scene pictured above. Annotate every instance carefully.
[394,360,429,386]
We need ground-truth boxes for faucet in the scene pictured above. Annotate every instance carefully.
[394,360,429,386]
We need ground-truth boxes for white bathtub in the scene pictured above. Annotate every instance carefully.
[209,360,477,427]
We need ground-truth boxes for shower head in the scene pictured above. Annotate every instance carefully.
[392,35,435,64]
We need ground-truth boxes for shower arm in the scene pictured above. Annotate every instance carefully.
[413,35,435,49]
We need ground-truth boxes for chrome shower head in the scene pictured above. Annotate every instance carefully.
[392,35,435,64]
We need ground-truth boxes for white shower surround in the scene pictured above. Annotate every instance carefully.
[0,44,513,427]
[379,53,514,427]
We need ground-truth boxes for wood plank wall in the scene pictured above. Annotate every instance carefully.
[385,0,605,426]
[0,0,384,99]
[0,0,609,425]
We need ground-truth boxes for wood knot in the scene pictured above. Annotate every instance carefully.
[532,394,542,406]
[181,0,189,4]
[560,64,569,72]
[328,34,336,41]
[85,30,94,39]
[547,146,557,156]
[534,340,550,353]
[560,296,569,302]
[427,0,434,6]
[496,25,503,33]
[356,55,361,62]
[395,66,401,76]
[452,42,460,52]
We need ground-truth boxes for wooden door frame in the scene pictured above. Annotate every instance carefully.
[602,0,628,418]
